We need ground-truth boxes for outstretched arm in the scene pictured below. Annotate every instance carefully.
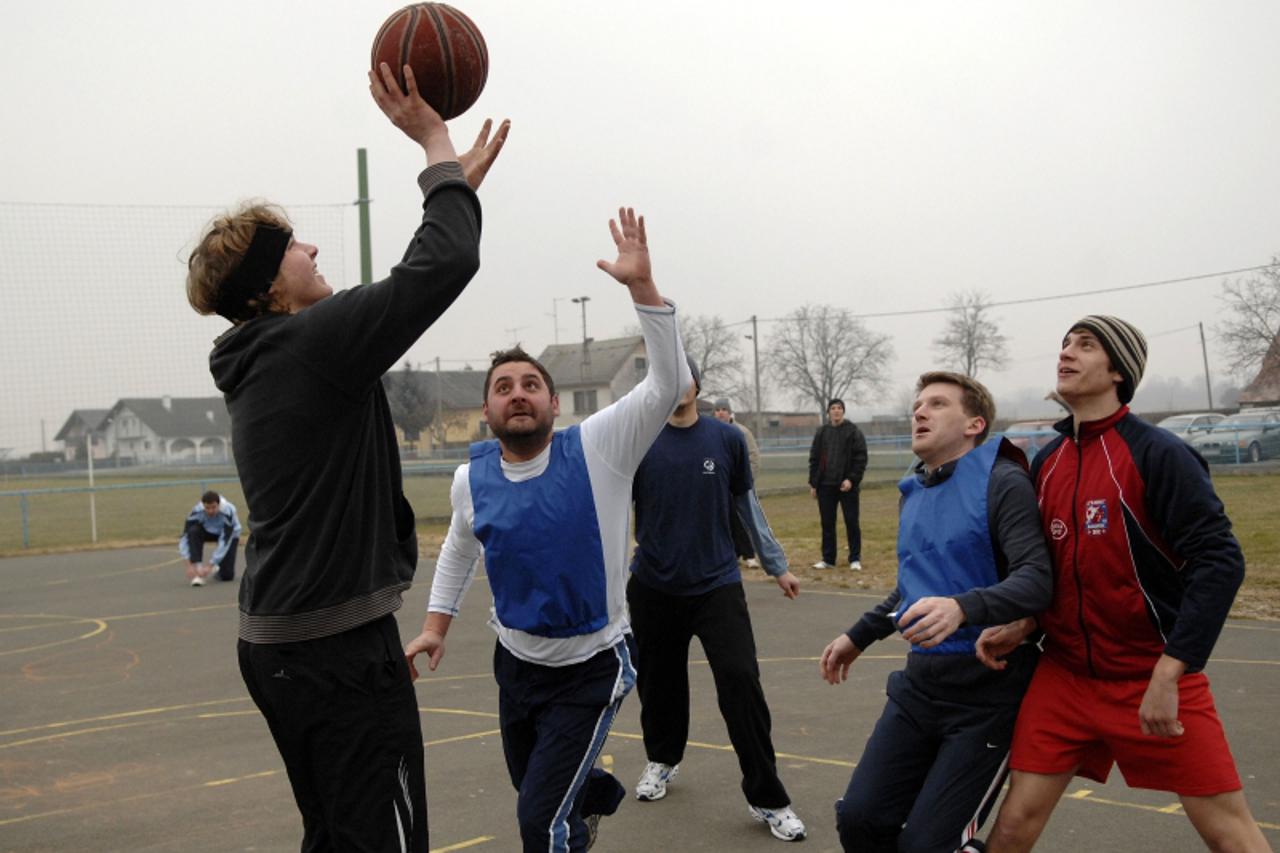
[580,209,691,473]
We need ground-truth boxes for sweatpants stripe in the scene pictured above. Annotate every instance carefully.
[960,750,1010,846]
[545,641,631,852]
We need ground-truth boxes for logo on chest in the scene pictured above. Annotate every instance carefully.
[1084,498,1109,535]
[702,458,717,475]
[1049,518,1068,540]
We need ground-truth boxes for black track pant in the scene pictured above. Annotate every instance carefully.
[627,576,789,808]
[835,668,1016,853]
[238,615,428,852]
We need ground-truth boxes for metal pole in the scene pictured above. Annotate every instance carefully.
[435,357,444,453]
[357,148,373,285]
[87,433,97,543]
[20,493,30,549]
[751,315,763,438]
[1199,322,1215,410]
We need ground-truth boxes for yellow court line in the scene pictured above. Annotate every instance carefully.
[433,837,496,852]
[102,602,238,621]
[422,707,500,719]
[1067,789,1279,831]
[0,697,249,737]
[46,556,185,585]
[0,619,108,657]
[427,729,502,747]
[0,720,158,750]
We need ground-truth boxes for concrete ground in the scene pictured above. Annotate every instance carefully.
[1,547,1277,852]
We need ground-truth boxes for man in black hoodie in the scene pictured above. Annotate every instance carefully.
[185,63,507,852]
[807,399,868,570]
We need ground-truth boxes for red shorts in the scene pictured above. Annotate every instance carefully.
[1010,656,1241,796]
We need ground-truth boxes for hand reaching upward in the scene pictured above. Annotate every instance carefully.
[597,207,661,306]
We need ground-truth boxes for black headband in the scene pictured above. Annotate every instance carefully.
[215,224,292,322]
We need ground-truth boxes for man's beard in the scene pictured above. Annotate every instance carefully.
[490,411,555,457]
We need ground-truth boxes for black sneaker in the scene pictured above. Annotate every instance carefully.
[584,813,600,850]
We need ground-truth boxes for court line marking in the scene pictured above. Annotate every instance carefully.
[0,617,108,657]
[3,708,1275,836]
[1067,789,1279,831]
[0,697,250,737]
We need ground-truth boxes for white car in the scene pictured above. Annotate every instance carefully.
[1157,412,1224,443]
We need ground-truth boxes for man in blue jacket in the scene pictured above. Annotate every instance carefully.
[179,490,241,585]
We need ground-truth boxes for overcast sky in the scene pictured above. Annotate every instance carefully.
[3,1,1280,453]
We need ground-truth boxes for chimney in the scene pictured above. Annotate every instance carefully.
[161,395,172,411]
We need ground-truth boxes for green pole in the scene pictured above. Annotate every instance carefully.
[357,148,373,285]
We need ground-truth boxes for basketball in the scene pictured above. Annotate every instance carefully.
[371,3,489,121]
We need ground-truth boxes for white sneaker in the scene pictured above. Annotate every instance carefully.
[635,762,678,801]
[850,560,863,571]
[812,561,834,569]
[745,557,761,568]
[190,575,205,587]
[749,804,806,841]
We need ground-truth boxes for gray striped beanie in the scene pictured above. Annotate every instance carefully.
[1069,315,1148,404]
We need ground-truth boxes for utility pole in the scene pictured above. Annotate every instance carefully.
[746,315,763,437]
[434,356,444,453]
[1199,322,1215,410]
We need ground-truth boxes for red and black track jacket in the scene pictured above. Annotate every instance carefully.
[1031,407,1244,680]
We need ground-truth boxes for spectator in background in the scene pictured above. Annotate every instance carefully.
[714,398,761,568]
[180,490,241,586]
[807,399,868,570]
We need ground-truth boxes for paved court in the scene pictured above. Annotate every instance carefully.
[1,547,1277,852]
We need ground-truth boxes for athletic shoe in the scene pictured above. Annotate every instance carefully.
[812,561,834,569]
[749,804,806,842]
[850,560,863,571]
[635,762,678,801]
[584,813,600,850]
[745,557,761,568]
[190,575,205,587]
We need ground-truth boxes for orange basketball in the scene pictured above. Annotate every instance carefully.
[371,3,489,120]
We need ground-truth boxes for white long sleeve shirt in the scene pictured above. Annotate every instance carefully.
[427,299,690,665]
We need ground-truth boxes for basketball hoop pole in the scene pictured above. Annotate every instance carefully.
[356,148,373,285]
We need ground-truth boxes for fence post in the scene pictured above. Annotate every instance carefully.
[20,492,30,549]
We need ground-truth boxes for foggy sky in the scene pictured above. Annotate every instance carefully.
[3,1,1279,453]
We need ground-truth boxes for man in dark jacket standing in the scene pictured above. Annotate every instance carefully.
[807,399,868,570]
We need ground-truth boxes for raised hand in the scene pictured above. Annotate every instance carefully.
[458,118,511,190]
[596,207,661,306]
[368,63,455,165]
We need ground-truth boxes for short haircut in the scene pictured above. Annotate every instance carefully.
[201,490,221,505]
[187,202,291,322]
[915,371,996,444]
[484,346,556,399]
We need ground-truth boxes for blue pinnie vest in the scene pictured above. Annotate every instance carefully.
[896,439,1001,656]
[468,426,609,638]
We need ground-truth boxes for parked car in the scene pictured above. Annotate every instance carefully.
[1190,409,1280,464]
[1156,412,1225,443]
[1002,419,1060,457]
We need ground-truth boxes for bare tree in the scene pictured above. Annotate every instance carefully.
[678,314,745,397]
[767,304,894,412]
[933,289,1009,378]
[1216,259,1280,377]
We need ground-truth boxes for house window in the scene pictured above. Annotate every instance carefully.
[634,357,647,372]
[477,420,488,438]
[573,389,598,414]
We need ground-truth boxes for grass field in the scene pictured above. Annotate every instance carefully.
[3,462,1277,619]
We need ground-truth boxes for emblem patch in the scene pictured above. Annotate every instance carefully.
[702,458,716,474]
[1049,518,1068,540]
[1084,499,1108,534]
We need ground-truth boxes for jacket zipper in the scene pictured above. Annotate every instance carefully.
[1070,437,1096,677]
